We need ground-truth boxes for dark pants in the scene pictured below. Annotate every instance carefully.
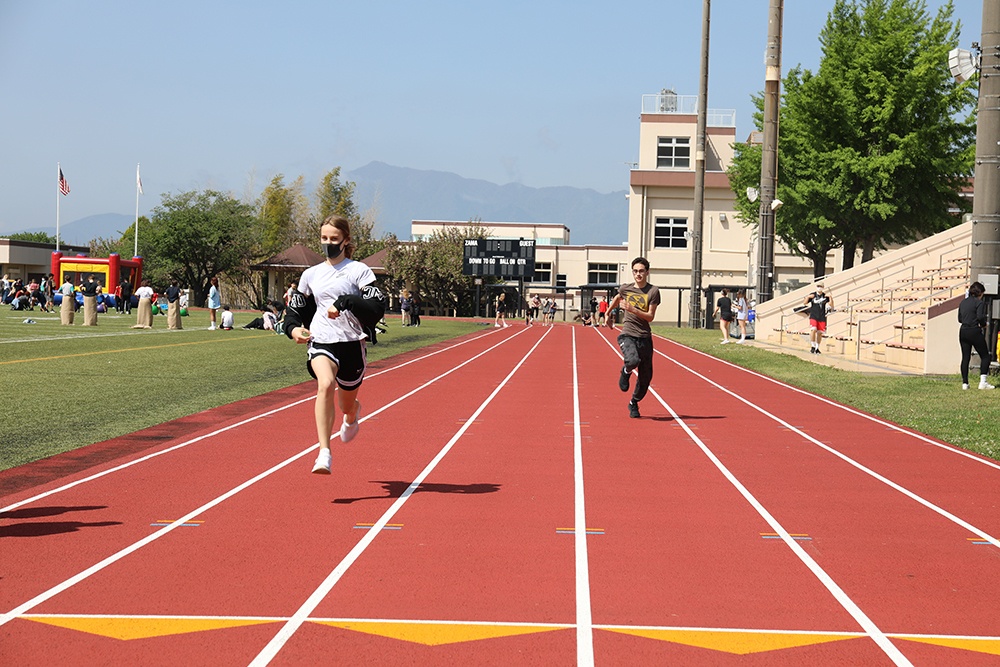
[618,334,654,402]
[960,326,991,383]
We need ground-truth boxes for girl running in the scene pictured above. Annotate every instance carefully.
[284,216,386,474]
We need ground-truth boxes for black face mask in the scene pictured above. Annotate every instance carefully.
[323,242,343,260]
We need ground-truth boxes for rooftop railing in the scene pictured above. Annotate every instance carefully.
[641,93,736,127]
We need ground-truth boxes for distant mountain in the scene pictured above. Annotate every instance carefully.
[347,162,629,246]
[1,213,133,246]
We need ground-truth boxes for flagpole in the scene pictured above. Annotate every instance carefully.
[134,163,141,257]
[56,162,61,252]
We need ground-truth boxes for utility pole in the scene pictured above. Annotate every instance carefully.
[756,0,783,304]
[971,1,1000,359]
[690,0,710,328]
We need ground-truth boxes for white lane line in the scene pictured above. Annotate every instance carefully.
[0,329,523,627]
[656,347,1000,549]
[1,329,498,514]
[248,327,553,666]
[571,328,595,666]
[594,330,913,667]
[655,334,1000,472]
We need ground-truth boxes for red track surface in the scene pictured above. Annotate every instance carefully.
[3,325,1000,666]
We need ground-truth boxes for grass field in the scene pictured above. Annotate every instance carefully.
[1,308,996,471]
[0,306,482,470]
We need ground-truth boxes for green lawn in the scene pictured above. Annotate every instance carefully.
[0,307,482,470]
[1,309,995,472]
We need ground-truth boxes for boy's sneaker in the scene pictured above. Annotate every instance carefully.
[311,449,332,474]
[340,402,362,442]
[980,381,996,390]
[628,400,641,419]
[618,367,630,392]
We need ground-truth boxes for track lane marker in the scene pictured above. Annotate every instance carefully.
[247,327,554,666]
[593,329,914,667]
[571,327,595,666]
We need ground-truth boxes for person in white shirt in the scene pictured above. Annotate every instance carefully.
[284,216,386,474]
[220,305,235,330]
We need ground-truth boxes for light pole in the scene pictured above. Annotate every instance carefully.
[756,0,783,304]
[689,0,711,327]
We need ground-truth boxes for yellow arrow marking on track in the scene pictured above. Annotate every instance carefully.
[895,635,1000,656]
[310,620,570,645]
[21,615,279,640]
[601,628,860,654]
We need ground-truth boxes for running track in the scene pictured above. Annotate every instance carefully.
[3,324,1000,666]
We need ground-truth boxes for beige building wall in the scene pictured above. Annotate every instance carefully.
[412,220,570,245]
[628,95,834,324]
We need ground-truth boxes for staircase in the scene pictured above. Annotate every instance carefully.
[756,223,972,374]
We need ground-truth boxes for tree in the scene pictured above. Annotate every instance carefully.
[6,231,56,244]
[258,174,308,259]
[728,0,976,276]
[143,190,259,305]
[384,222,493,315]
[315,167,358,227]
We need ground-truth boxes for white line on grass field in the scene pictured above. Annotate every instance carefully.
[248,327,553,666]
[571,328,595,667]
[594,329,913,667]
[0,329,523,627]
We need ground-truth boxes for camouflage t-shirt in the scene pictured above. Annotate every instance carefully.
[618,282,661,338]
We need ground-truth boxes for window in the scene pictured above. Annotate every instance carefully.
[588,263,618,285]
[532,261,552,284]
[656,137,690,169]
[555,274,567,294]
[654,217,688,249]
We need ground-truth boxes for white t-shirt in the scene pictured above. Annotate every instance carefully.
[135,286,154,299]
[298,258,377,344]
[221,309,234,329]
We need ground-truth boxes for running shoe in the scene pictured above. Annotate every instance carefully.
[340,402,362,442]
[962,383,970,390]
[628,400,641,419]
[980,380,996,390]
[312,448,332,474]
[619,367,630,392]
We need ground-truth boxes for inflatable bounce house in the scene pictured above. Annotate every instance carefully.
[51,251,144,309]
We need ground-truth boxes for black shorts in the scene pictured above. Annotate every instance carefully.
[306,340,367,389]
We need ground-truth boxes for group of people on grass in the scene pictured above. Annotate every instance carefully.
[3,273,56,312]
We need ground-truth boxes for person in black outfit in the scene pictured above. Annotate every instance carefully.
[119,278,133,315]
[958,281,995,390]
[714,287,734,344]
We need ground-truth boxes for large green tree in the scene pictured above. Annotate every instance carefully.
[143,190,259,305]
[729,0,976,277]
[258,174,309,259]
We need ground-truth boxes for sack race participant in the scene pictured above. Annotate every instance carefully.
[133,280,155,329]
[80,275,101,326]
[165,280,183,330]
[59,277,75,325]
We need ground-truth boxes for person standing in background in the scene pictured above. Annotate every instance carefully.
[80,274,100,326]
[714,287,734,344]
[133,279,155,328]
[59,275,75,325]
[958,281,996,390]
[165,279,183,330]
[207,276,221,330]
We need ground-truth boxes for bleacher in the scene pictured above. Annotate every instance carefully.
[756,222,973,374]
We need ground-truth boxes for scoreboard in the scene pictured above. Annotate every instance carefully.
[462,238,536,278]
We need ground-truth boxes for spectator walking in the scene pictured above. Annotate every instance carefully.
[714,288,734,344]
[804,283,833,354]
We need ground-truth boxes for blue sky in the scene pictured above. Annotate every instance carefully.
[0,0,984,234]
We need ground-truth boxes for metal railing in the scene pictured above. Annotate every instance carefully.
[640,94,736,127]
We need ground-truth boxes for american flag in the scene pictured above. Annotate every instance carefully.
[58,168,70,196]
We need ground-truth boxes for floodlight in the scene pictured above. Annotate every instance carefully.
[948,48,979,83]
[770,199,783,211]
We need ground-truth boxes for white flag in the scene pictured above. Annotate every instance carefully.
[136,164,143,195]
